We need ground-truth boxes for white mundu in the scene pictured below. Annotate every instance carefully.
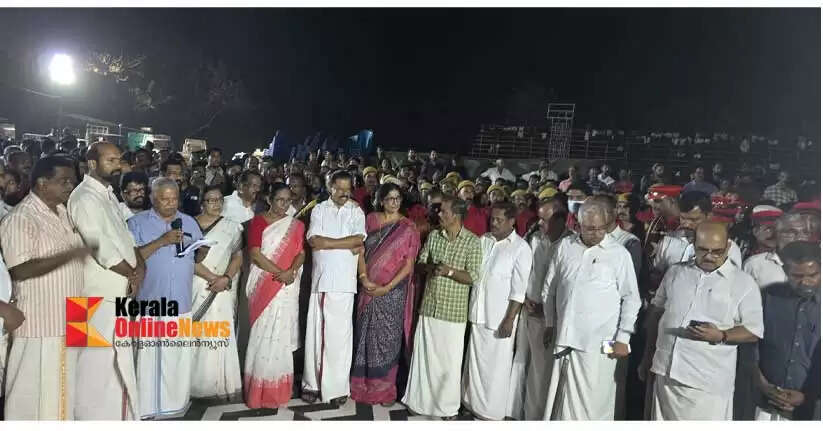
[542,234,640,420]
[302,198,366,403]
[649,259,763,420]
[68,174,141,420]
[462,230,532,420]
[507,229,569,420]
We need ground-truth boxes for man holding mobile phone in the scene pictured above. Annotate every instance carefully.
[640,221,763,420]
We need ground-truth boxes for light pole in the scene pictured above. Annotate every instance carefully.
[48,54,76,141]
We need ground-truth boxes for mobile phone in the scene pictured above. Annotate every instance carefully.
[689,320,708,327]
[601,340,631,355]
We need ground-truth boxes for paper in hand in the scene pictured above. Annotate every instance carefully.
[176,238,217,257]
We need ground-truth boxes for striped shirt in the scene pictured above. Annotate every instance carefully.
[0,192,85,338]
[417,226,482,323]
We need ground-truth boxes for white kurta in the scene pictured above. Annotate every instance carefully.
[541,234,640,420]
[68,174,141,419]
[463,230,532,420]
[650,259,764,420]
[302,199,366,402]
[402,316,466,418]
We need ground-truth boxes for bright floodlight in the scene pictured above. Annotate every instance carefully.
[49,54,76,85]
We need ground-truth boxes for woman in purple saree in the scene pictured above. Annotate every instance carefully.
[350,183,420,406]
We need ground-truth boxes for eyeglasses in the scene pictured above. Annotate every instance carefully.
[203,198,222,204]
[384,196,402,202]
[695,247,727,258]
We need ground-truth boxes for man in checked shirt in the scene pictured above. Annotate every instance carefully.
[401,195,482,420]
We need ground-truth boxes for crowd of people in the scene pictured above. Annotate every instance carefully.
[0,136,819,421]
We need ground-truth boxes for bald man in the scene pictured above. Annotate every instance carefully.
[640,222,764,420]
[68,141,144,419]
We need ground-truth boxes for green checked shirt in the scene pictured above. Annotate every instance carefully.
[418,225,482,323]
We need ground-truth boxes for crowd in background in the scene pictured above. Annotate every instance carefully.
[0,134,819,421]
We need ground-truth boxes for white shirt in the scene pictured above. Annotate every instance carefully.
[609,226,643,276]
[654,234,743,275]
[68,175,138,298]
[542,234,641,351]
[222,191,255,224]
[119,201,136,221]
[306,198,367,294]
[0,199,11,221]
[650,259,764,395]
[470,230,532,330]
[0,251,12,336]
[521,169,559,182]
[526,230,569,303]
[598,173,616,186]
[481,167,517,183]
[742,251,786,289]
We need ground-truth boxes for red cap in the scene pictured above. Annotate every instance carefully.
[793,200,821,212]
[752,205,783,225]
[646,184,682,201]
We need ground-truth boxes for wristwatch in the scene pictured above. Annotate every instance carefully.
[447,269,454,278]
[719,330,728,345]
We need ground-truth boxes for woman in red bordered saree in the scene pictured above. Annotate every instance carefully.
[350,183,421,405]
[243,183,306,408]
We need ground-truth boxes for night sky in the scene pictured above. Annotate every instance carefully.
[0,8,819,154]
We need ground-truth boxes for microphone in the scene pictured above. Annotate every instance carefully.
[171,218,183,256]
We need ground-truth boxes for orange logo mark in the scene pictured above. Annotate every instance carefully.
[66,297,111,347]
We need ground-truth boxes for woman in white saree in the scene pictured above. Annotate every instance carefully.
[244,182,306,408]
[191,185,244,401]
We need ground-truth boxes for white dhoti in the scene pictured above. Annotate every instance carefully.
[505,311,529,419]
[4,336,78,420]
[544,346,617,420]
[190,278,242,401]
[462,322,517,420]
[402,316,466,418]
[302,291,354,403]
[75,299,140,420]
[523,314,554,420]
[754,406,791,421]
[650,374,733,420]
[137,313,193,419]
[0,332,7,395]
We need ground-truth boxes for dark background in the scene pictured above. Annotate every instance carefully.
[0,8,819,154]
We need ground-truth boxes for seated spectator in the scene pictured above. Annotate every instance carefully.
[682,167,719,196]
[762,171,799,209]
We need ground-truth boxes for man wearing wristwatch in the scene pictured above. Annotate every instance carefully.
[640,222,764,420]
[401,195,482,421]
